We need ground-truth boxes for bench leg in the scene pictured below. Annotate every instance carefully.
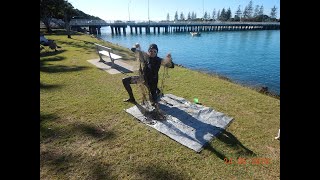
[98,54,105,62]
[111,59,115,68]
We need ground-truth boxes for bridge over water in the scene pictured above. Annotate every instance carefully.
[70,19,280,35]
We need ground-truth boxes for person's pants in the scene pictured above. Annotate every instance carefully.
[122,76,160,103]
[122,76,140,100]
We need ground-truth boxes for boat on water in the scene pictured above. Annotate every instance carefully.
[190,32,201,36]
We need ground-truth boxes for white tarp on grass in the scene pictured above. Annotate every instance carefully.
[125,94,234,152]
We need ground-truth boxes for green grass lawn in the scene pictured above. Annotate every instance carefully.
[40,30,280,180]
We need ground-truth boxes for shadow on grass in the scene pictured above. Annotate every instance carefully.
[68,36,95,45]
[99,60,133,73]
[40,56,88,73]
[40,112,59,122]
[40,55,65,62]
[40,112,60,141]
[202,130,255,162]
[40,55,89,91]
[217,130,256,157]
[89,162,115,180]
[136,164,186,180]
[40,147,74,172]
[71,36,135,61]
[41,145,116,180]
[40,49,67,57]
[40,112,116,143]
[72,122,116,140]
[40,82,63,90]
[41,64,88,73]
[203,143,229,161]
[40,117,117,179]
[59,36,97,52]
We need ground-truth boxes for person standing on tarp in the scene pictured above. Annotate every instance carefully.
[122,43,175,105]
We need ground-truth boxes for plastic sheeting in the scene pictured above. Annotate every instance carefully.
[125,94,234,152]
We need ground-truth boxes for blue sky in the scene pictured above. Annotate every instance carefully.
[68,0,280,21]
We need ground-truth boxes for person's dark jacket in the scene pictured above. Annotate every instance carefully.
[143,56,174,102]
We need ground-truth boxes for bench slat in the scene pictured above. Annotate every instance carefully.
[98,50,122,59]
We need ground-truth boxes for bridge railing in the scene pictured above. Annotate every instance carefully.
[70,19,280,27]
[70,19,109,26]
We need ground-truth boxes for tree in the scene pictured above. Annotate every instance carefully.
[259,5,264,17]
[40,0,65,33]
[62,1,77,38]
[247,0,253,18]
[174,11,179,21]
[40,0,79,37]
[226,8,232,21]
[235,5,242,21]
[203,11,208,20]
[254,5,264,22]
[270,6,277,20]
[242,6,249,20]
[212,9,216,21]
[254,5,260,18]
[166,13,170,21]
[180,12,185,20]
[191,12,197,19]
[220,8,226,21]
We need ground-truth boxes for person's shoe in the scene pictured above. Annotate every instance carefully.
[123,98,136,104]
[57,46,61,48]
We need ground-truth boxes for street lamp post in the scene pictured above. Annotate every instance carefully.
[202,0,204,20]
[128,0,131,21]
[148,0,150,22]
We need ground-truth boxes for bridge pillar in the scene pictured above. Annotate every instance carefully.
[146,26,150,34]
[123,27,126,35]
[118,27,121,35]
[110,27,114,35]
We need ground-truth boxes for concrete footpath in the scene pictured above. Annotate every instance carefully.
[87,58,138,74]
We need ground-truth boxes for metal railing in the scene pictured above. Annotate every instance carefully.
[70,19,280,27]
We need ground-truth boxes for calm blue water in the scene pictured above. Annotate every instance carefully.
[98,27,280,95]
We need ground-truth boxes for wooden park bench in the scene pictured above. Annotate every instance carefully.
[94,43,122,67]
